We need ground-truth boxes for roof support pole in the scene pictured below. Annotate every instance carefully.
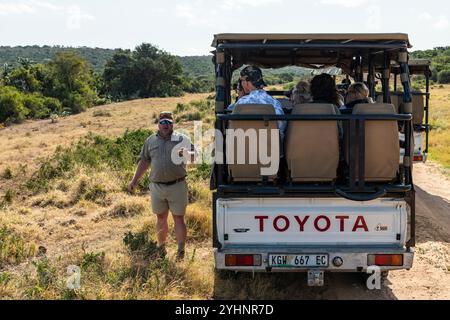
[367,53,376,99]
[399,50,413,112]
[382,51,391,103]
[425,72,430,154]
[214,50,226,186]
[356,54,363,82]
[399,49,413,186]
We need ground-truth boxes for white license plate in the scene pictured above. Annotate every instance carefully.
[269,254,329,268]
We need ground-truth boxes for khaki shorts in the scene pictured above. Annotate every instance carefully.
[149,180,189,216]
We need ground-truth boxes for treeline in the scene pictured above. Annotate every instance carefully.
[0,53,98,124]
[411,46,450,84]
[0,44,214,124]
[0,46,115,72]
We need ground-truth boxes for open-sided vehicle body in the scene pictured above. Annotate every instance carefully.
[211,34,417,286]
[391,59,431,163]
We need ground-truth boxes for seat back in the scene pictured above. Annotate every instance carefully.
[352,103,400,182]
[228,104,279,182]
[286,104,339,182]
[411,92,425,126]
[376,93,401,114]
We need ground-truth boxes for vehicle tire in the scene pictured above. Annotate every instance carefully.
[215,269,237,280]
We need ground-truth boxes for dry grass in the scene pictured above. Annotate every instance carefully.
[0,93,216,300]
[428,84,450,169]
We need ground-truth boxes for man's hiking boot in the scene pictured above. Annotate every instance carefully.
[176,250,185,262]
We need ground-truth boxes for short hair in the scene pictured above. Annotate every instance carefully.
[291,81,311,104]
[346,82,370,104]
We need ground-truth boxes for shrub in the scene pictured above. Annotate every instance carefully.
[0,226,36,267]
[0,86,29,124]
[23,93,50,119]
[438,69,450,84]
[2,167,13,180]
[81,252,105,273]
[28,129,153,193]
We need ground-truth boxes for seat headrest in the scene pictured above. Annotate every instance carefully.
[292,103,337,115]
[353,103,397,115]
[232,104,275,115]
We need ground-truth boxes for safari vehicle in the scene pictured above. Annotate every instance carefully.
[210,33,419,286]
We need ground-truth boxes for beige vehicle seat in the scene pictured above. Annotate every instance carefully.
[286,104,339,182]
[352,103,400,182]
[411,92,425,126]
[376,93,402,114]
[228,104,280,182]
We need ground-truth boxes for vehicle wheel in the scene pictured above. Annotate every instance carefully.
[215,269,237,280]
[381,271,390,284]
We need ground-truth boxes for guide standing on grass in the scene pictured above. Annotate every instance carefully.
[128,111,195,260]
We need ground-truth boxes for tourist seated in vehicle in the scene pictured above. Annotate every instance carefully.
[310,74,343,108]
[228,79,248,110]
[341,82,373,112]
[290,81,311,105]
[229,65,287,137]
[310,73,343,138]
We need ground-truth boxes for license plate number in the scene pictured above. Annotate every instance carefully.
[269,254,329,268]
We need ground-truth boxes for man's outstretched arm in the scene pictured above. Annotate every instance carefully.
[128,159,150,193]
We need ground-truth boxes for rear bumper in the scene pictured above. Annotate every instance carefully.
[215,246,414,273]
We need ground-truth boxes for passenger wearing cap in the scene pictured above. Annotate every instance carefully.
[228,66,287,137]
[128,111,196,261]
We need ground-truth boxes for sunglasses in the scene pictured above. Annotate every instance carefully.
[159,120,173,125]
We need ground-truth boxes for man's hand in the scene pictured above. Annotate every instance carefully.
[179,148,195,163]
[178,148,188,158]
[128,180,138,194]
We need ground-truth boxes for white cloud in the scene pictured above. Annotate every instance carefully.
[366,5,381,30]
[418,12,432,21]
[66,5,95,31]
[176,3,220,27]
[434,16,449,30]
[221,0,282,9]
[320,0,369,8]
[0,1,95,30]
[0,3,36,15]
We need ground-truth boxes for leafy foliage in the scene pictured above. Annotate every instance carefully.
[103,43,184,100]
[28,129,153,193]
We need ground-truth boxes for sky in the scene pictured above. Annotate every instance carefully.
[0,0,449,55]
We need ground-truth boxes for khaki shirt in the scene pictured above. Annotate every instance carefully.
[140,131,193,183]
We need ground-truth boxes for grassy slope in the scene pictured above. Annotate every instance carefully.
[0,93,216,299]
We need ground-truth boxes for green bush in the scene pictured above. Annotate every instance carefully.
[23,93,49,119]
[28,129,153,193]
[438,69,450,84]
[0,86,29,123]
[0,226,36,267]
[42,97,63,114]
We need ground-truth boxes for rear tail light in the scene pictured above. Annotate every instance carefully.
[225,254,262,267]
[413,155,424,162]
[368,254,404,266]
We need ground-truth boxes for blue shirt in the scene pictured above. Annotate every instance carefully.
[228,90,287,135]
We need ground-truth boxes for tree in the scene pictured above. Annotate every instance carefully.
[103,43,184,100]
[47,51,97,113]
[438,69,450,84]
[0,86,29,123]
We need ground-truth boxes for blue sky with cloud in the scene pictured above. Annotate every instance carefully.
[0,0,448,55]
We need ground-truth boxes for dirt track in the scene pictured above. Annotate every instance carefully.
[213,163,450,300]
